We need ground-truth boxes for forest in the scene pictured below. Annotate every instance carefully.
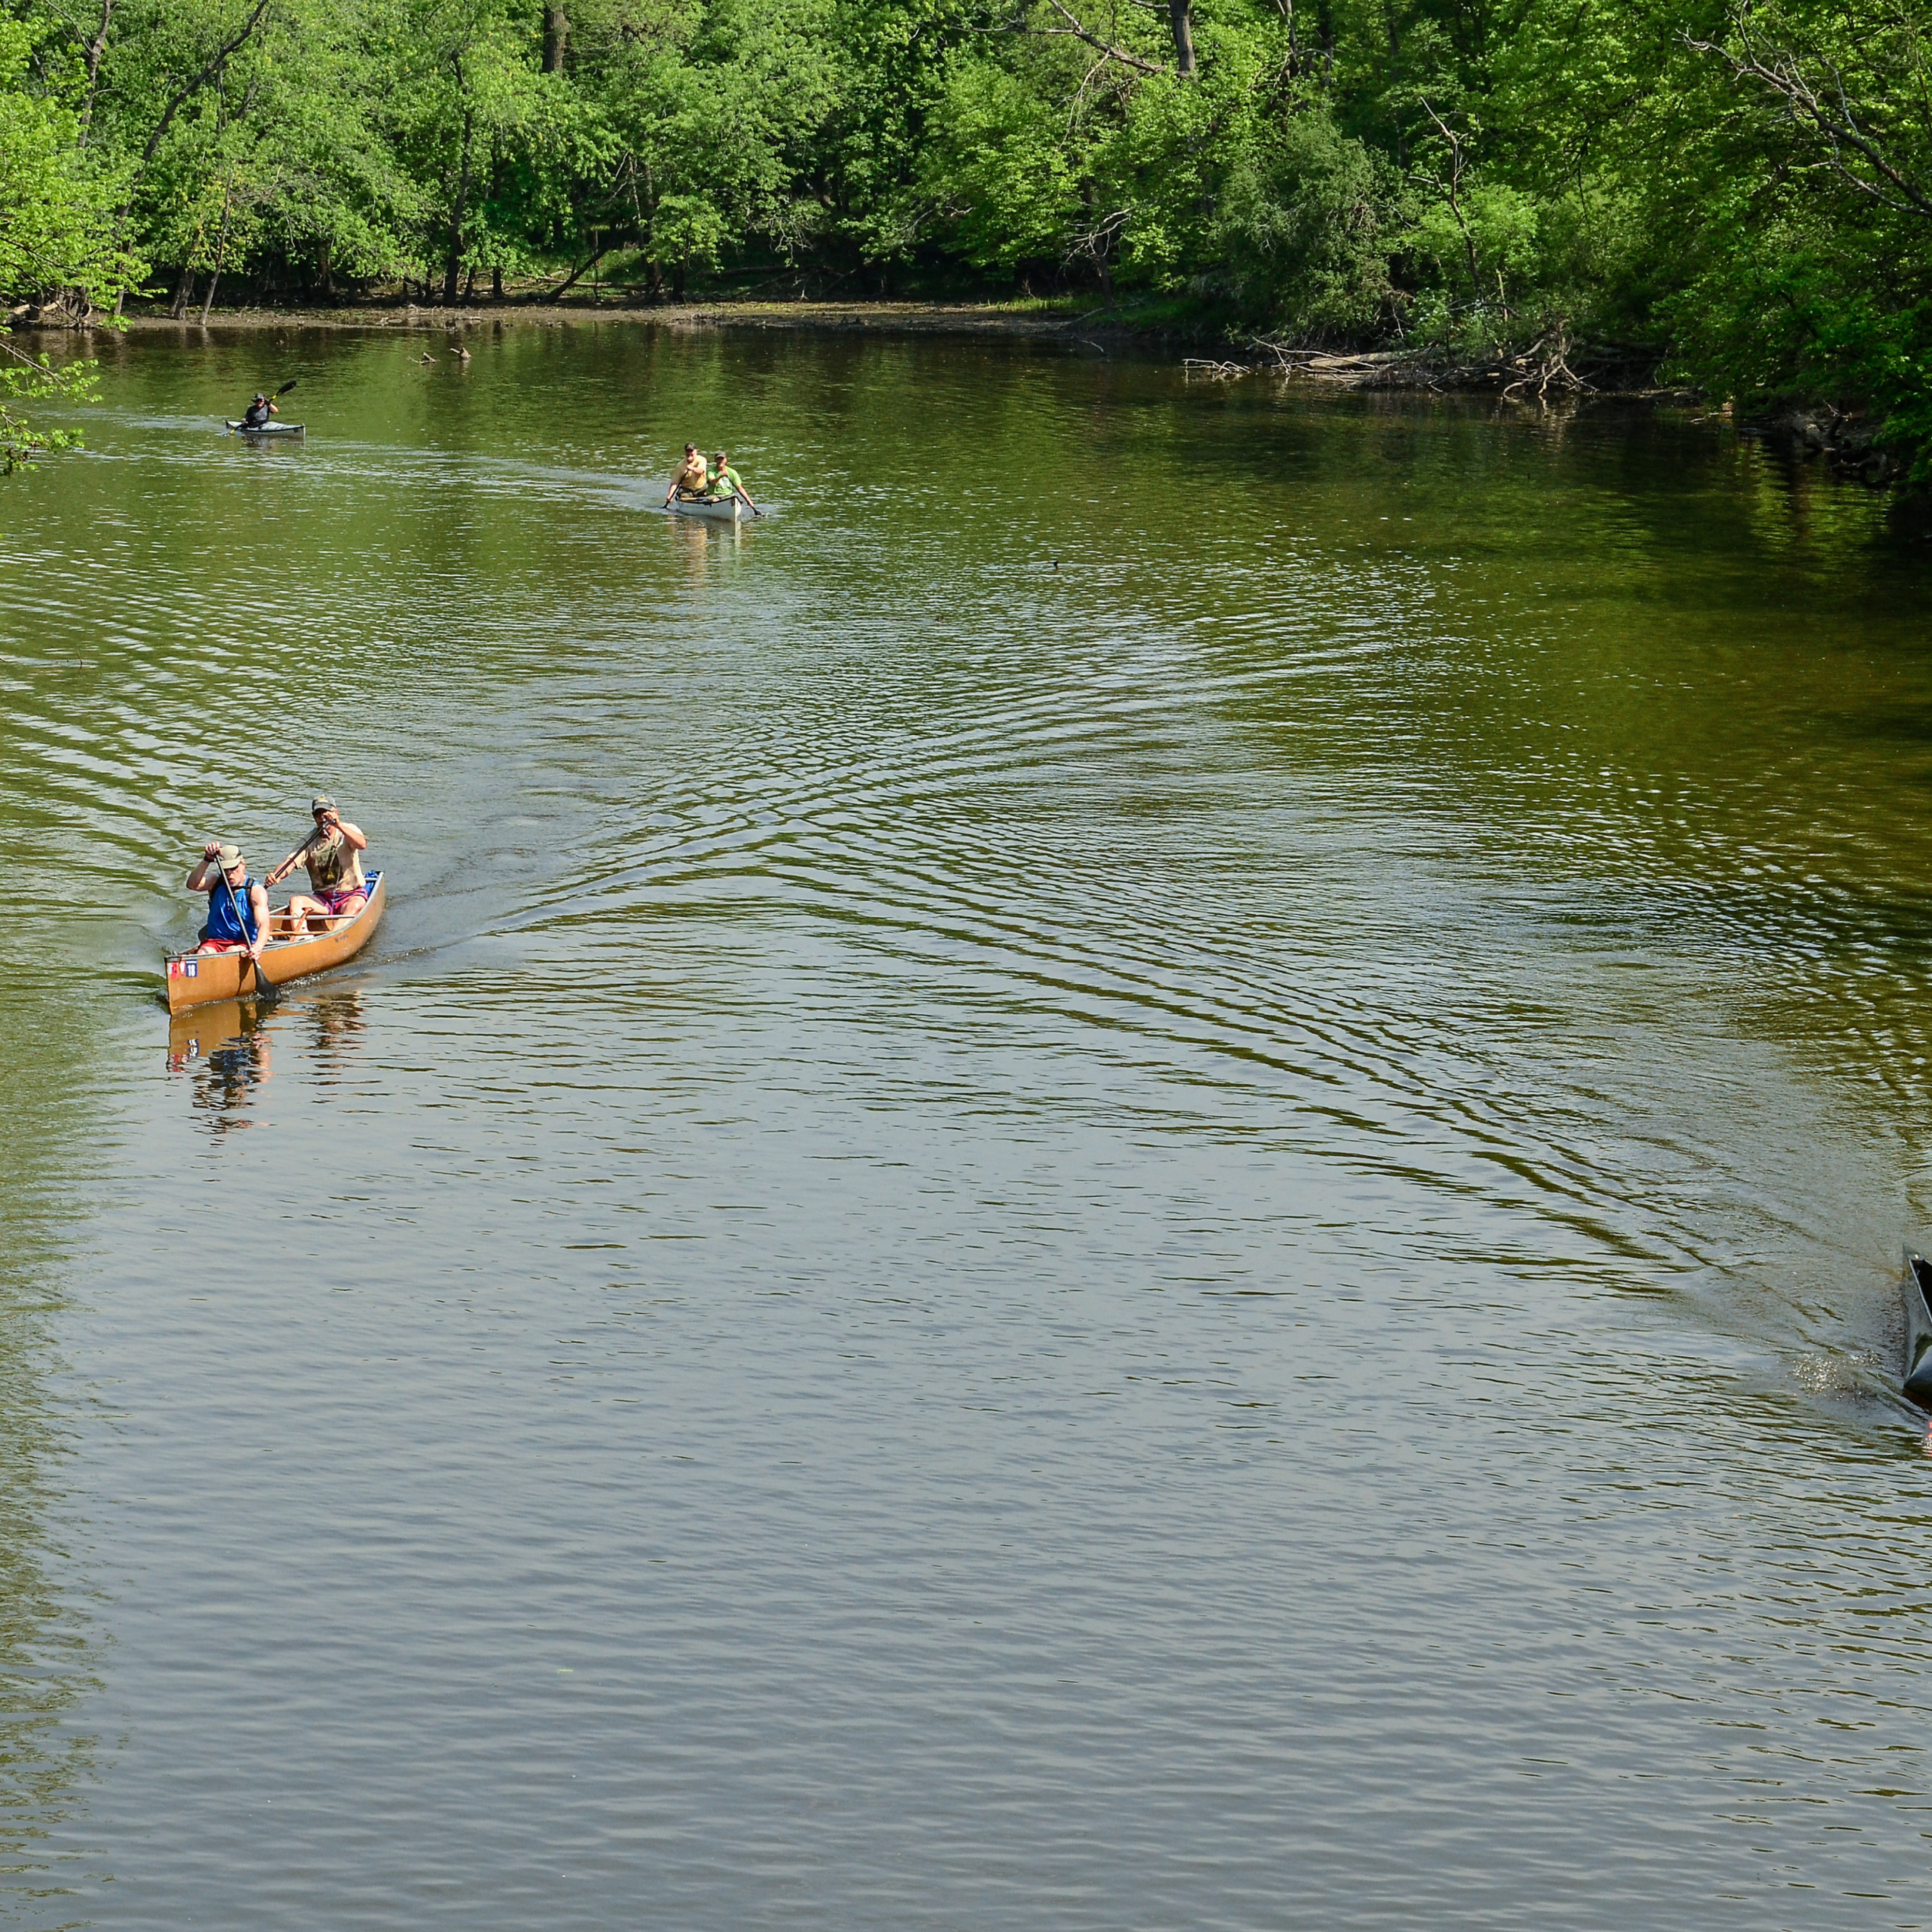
[1,0,1930,469]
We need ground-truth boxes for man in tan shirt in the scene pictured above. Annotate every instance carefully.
[267,795,370,927]
[665,443,708,504]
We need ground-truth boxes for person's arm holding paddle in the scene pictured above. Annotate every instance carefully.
[243,877,270,966]
[312,805,366,853]
[264,828,317,892]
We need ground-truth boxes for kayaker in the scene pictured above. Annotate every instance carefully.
[241,392,278,428]
[266,795,370,927]
[666,444,708,504]
[187,841,270,960]
[707,451,760,514]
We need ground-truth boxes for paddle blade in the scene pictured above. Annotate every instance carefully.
[276,378,298,396]
[243,955,280,1007]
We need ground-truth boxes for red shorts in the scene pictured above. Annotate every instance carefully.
[318,883,368,916]
[197,938,251,954]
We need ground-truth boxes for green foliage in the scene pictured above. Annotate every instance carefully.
[0,19,140,309]
[923,57,1079,266]
[1209,114,1403,338]
[0,340,100,472]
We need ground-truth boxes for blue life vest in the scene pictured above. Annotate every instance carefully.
[203,874,260,944]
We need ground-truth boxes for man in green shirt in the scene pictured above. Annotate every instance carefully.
[706,451,760,516]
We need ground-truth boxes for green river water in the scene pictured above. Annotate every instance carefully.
[3,319,1932,1928]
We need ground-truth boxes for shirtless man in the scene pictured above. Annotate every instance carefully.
[266,795,370,927]
[665,443,708,505]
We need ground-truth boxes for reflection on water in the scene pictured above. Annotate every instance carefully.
[304,991,366,1078]
[165,990,369,1121]
[666,507,745,581]
[166,1000,272,1126]
[5,328,1932,1927]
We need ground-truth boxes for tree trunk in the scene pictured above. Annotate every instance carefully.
[79,0,115,149]
[441,108,474,305]
[463,264,477,301]
[492,264,503,299]
[1168,0,1195,74]
[199,182,234,326]
[542,6,569,71]
[172,268,195,319]
[317,239,333,297]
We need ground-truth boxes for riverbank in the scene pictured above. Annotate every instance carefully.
[105,296,1156,345]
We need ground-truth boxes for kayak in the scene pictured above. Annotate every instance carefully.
[225,419,305,435]
[164,871,385,1013]
[1905,1252,1932,1405]
[668,493,745,523]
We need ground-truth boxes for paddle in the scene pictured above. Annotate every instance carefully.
[215,859,276,1006]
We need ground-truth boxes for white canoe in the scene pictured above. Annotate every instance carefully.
[668,494,744,523]
[226,419,305,435]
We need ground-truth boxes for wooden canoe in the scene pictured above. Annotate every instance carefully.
[164,870,385,1013]
[668,494,744,523]
[1904,1252,1932,1406]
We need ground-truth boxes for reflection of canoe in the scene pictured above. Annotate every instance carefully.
[668,494,744,523]
[1905,1253,1932,1406]
[225,420,305,435]
[164,871,385,1013]
[168,998,251,1062]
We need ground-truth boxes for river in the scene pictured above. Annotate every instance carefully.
[3,320,1932,1929]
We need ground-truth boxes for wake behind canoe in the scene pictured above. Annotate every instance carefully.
[165,871,385,1013]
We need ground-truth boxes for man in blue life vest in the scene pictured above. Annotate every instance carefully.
[187,840,269,962]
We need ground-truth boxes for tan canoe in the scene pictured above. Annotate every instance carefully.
[165,870,386,1014]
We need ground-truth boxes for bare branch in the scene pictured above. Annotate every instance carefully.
[999,0,1165,74]
[1687,19,1932,222]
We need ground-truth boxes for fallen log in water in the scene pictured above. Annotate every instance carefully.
[1200,334,1669,398]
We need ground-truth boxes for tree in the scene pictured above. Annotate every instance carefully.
[0,17,141,467]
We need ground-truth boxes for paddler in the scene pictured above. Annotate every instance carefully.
[665,443,708,505]
[706,450,760,515]
[266,795,370,927]
[241,391,278,428]
[187,841,270,960]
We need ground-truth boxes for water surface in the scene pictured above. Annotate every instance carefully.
[3,323,1932,1928]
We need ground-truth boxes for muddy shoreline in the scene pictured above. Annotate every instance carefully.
[107,298,1141,344]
